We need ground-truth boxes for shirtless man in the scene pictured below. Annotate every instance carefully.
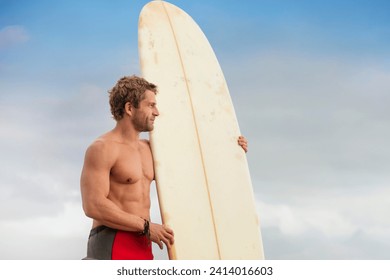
[80,75,248,260]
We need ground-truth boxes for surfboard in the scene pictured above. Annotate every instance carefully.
[138,0,264,259]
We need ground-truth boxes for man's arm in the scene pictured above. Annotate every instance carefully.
[80,140,145,232]
[80,140,174,249]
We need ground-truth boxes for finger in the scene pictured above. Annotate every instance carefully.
[163,225,174,235]
[163,225,175,237]
[164,230,174,239]
[167,234,175,245]
[162,231,174,245]
[157,239,163,250]
[160,236,172,249]
[163,239,172,249]
[238,142,248,152]
[239,141,247,147]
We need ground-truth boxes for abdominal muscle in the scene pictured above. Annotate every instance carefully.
[92,177,152,230]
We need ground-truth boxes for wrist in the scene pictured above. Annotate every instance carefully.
[139,218,150,238]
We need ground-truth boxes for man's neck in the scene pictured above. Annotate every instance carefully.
[112,120,140,145]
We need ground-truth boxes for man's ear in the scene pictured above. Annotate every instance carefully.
[124,102,133,117]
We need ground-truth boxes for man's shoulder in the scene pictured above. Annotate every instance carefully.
[89,134,108,148]
[84,136,120,168]
[86,133,118,155]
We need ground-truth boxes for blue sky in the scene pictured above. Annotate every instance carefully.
[1,0,390,260]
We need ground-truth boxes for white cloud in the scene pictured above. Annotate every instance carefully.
[0,201,91,259]
[257,199,357,238]
[255,184,390,259]
[0,25,29,49]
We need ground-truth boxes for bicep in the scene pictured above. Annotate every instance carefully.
[80,143,112,211]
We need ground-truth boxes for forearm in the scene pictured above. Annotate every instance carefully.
[83,199,145,232]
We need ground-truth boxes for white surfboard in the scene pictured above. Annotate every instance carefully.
[139,0,264,259]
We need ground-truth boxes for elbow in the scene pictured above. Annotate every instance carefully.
[82,201,99,220]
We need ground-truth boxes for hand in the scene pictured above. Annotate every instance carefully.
[238,136,248,153]
[149,223,175,250]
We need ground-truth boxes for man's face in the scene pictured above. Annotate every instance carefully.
[132,90,159,132]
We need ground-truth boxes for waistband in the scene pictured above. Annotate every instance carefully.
[89,225,111,237]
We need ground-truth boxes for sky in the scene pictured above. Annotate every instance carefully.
[0,0,389,260]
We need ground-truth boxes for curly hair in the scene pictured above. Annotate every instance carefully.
[108,75,157,121]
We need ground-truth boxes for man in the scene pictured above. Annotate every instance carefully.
[80,75,248,260]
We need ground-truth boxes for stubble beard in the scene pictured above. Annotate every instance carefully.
[132,116,154,132]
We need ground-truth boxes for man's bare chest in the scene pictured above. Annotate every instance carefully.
[110,146,154,184]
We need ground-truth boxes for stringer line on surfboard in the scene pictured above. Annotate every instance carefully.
[139,0,264,259]
[160,1,222,259]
